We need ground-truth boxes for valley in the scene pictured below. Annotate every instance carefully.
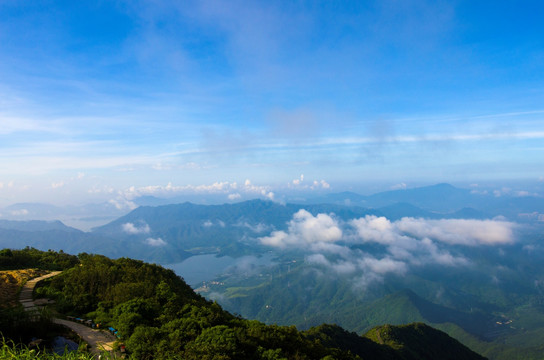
[1,183,544,359]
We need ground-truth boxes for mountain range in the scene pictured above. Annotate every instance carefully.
[1,183,543,359]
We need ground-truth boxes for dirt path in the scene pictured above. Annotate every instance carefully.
[1,269,48,306]
[18,271,61,312]
[18,271,118,358]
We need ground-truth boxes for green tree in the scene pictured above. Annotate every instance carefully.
[127,326,162,360]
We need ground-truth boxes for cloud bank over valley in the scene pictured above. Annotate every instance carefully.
[260,210,517,289]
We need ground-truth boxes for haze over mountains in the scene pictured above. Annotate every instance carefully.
[2,182,544,359]
[0,183,542,261]
[1,182,541,231]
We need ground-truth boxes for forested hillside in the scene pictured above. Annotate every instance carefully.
[0,249,487,359]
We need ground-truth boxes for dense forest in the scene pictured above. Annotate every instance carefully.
[1,248,486,359]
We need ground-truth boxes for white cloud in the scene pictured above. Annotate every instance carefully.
[288,175,330,190]
[493,187,512,198]
[109,198,137,211]
[358,256,408,275]
[350,215,515,247]
[349,215,512,266]
[259,230,290,248]
[331,260,358,274]
[236,221,269,233]
[120,179,275,202]
[471,189,488,195]
[391,182,407,190]
[10,209,29,216]
[319,180,330,189]
[203,220,213,227]
[243,179,275,200]
[228,193,241,200]
[123,181,237,199]
[395,217,515,246]
[122,222,151,234]
[291,210,343,244]
[260,210,515,290]
[51,181,65,189]
[202,220,226,228]
[306,251,407,289]
[350,216,401,245]
[306,253,330,267]
[523,244,536,253]
[145,237,167,246]
[292,174,304,185]
[89,185,115,194]
[259,209,342,248]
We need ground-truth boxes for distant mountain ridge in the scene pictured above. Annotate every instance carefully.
[0,219,80,232]
[91,200,380,258]
[2,182,542,264]
[302,183,543,221]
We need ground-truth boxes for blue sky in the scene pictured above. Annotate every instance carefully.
[1,0,543,206]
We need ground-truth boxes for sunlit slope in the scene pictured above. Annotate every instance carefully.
[0,250,488,360]
[4,249,487,360]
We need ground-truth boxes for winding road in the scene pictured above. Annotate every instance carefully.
[19,271,117,358]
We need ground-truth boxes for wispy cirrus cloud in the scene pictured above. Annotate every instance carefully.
[1,1,544,207]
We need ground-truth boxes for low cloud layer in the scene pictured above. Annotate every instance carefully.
[122,222,151,234]
[260,210,342,248]
[350,216,515,252]
[393,217,515,246]
[121,179,276,202]
[260,211,517,289]
[145,237,167,246]
[203,220,226,228]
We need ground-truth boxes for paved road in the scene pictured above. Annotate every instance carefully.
[19,271,118,358]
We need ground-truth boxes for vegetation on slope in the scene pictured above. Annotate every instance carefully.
[364,323,486,360]
[0,268,48,307]
[28,250,485,359]
[0,248,487,359]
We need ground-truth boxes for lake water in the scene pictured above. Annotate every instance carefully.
[167,253,275,287]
